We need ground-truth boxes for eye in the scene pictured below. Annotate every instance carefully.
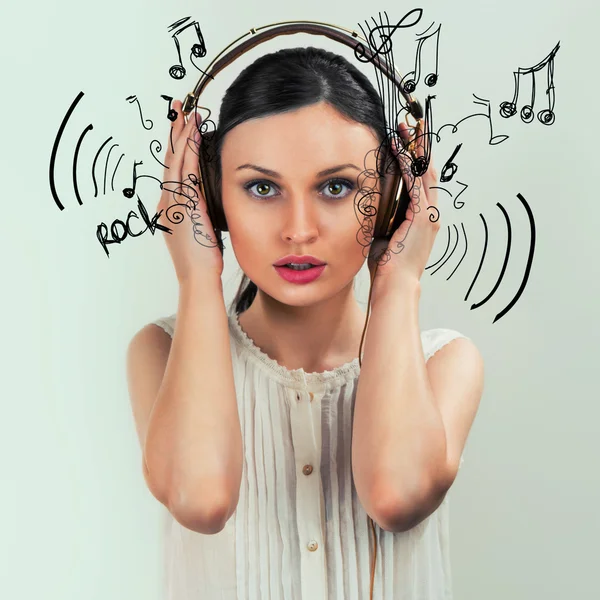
[321,178,355,199]
[243,178,355,200]
[244,180,278,198]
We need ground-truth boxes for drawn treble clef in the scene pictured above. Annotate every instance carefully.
[353,8,423,65]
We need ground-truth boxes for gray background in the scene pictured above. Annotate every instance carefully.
[1,0,598,598]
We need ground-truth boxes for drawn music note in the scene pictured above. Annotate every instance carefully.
[126,95,153,130]
[161,94,178,122]
[401,22,441,93]
[168,16,207,80]
[499,41,560,125]
[408,94,435,178]
[440,143,462,183]
[473,94,509,145]
[123,160,143,198]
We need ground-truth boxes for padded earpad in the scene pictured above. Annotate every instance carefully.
[375,144,412,240]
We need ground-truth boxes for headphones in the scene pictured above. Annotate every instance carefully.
[181,20,427,600]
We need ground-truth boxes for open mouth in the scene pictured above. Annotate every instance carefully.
[274,264,326,283]
[280,264,318,271]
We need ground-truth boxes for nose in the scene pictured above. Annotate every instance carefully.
[280,195,320,243]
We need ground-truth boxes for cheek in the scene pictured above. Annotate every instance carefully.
[330,222,369,270]
[221,188,264,243]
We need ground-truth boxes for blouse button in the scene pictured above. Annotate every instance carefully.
[302,464,313,476]
[307,540,318,552]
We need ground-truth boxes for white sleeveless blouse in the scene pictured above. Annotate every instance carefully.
[151,307,468,599]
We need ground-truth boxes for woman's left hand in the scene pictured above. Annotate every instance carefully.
[368,121,440,292]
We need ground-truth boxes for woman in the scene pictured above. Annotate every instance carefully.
[126,46,484,599]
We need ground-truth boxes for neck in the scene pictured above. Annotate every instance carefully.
[237,284,368,373]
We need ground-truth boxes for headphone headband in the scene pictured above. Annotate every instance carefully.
[181,20,423,121]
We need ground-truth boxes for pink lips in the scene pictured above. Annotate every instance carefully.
[274,264,326,284]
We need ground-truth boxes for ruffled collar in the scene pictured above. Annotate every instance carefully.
[227,308,361,391]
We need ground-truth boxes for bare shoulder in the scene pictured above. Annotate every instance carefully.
[126,324,173,454]
[425,335,484,480]
[127,322,173,360]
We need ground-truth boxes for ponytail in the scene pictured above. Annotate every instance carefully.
[229,272,258,315]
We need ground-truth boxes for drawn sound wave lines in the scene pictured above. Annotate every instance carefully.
[470,203,512,311]
[430,223,461,276]
[51,92,127,208]
[103,143,119,195]
[50,91,85,211]
[73,124,93,206]
[92,136,113,197]
[425,228,451,270]
[465,214,489,303]
[445,223,468,280]
[425,222,468,281]
[493,193,536,323]
[426,193,536,323]
[111,153,126,192]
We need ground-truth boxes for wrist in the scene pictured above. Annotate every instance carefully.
[370,274,421,306]
[179,273,224,300]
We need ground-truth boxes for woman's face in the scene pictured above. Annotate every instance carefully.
[220,101,381,306]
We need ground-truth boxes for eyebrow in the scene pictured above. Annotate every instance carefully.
[235,163,361,178]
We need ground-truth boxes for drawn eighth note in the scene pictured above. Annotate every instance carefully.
[499,41,560,125]
[161,95,179,122]
[473,94,509,145]
[401,22,441,93]
[126,95,153,130]
[168,16,207,80]
[123,160,143,198]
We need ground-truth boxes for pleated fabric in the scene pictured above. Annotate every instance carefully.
[151,307,469,600]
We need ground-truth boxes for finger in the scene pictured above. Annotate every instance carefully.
[397,120,427,192]
[169,108,201,184]
[163,100,185,178]
[396,121,417,154]
[395,132,432,227]
[415,122,426,159]
[394,138,419,211]
[419,144,438,211]
[182,118,203,200]
[164,100,185,167]
[397,122,412,151]
[399,121,441,229]
[423,168,438,211]
[160,107,200,210]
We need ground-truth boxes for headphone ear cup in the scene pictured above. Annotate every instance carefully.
[374,143,411,241]
[199,130,229,232]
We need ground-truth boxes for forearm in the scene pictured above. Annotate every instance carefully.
[144,278,243,520]
[352,277,448,517]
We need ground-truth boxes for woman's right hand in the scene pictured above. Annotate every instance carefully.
[157,99,224,285]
